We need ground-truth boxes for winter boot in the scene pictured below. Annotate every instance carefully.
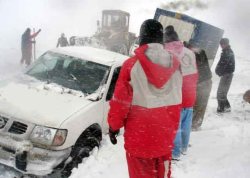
[217,100,225,113]
[224,100,231,112]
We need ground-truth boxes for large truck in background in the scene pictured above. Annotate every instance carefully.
[71,10,136,55]
[153,8,224,66]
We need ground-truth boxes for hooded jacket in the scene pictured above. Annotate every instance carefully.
[108,43,182,159]
[164,41,198,108]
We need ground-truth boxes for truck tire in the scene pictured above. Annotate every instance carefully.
[49,124,102,178]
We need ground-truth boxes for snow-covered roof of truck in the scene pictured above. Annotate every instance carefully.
[102,10,130,16]
[50,46,128,66]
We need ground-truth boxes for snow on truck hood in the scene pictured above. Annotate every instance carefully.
[0,78,92,128]
[51,46,128,66]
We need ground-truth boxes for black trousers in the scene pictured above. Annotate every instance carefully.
[192,79,212,129]
[217,73,233,111]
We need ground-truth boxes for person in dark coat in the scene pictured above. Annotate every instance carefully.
[56,33,69,47]
[186,41,212,130]
[215,38,235,113]
[20,28,41,66]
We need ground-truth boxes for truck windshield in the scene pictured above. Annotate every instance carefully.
[26,51,110,95]
[103,14,121,27]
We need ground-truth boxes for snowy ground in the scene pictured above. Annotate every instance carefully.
[70,55,250,178]
[0,54,249,178]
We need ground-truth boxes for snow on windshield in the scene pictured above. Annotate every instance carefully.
[26,51,110,95]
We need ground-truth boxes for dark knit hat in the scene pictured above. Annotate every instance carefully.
[220,38,229,46]
[183,41,190,48]
[165,25,175,34]
[164,25,179,43]
[139,19,163,46]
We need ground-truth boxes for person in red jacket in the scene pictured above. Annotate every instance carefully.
[107,19,183,178]
[164,26,198,160]
[20,28,41,66]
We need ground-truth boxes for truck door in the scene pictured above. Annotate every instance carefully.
[102,67,121,132]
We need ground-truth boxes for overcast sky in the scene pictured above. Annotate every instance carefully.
[0,0,249,63]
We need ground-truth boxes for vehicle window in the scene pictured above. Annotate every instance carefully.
[26,51,110,95]
[106,67,121,101]
[104,14,111,27]
[111,15,120,27]
[125,16,129,27]
[27,52,58,78]
[27,63,48,79]
[103,14,121,27]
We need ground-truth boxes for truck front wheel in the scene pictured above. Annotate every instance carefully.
[50,125,102,177]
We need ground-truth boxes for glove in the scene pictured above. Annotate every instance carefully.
[109,128,119,145]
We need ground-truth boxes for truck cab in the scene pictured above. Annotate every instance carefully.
[101,10,130,32]
[97,10,136,55]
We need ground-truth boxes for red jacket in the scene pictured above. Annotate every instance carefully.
[108,44,182,159]
[165,41,198,108]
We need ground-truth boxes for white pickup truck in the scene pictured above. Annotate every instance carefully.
[0,46,127,177]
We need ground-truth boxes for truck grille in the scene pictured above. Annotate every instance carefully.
[8,121,28,134]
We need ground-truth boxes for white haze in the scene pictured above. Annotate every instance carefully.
[0,0,158,65]
[0,0,249,64]
[160,0,209,11]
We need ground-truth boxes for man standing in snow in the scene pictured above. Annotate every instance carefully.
[56,33,69,47]
[164,26,198,160]
[20,28,41,66]
[107,19,183,178]
[215,38,235,113]
[185,41,212,130]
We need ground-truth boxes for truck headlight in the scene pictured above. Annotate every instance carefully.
[30,126,67,146]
